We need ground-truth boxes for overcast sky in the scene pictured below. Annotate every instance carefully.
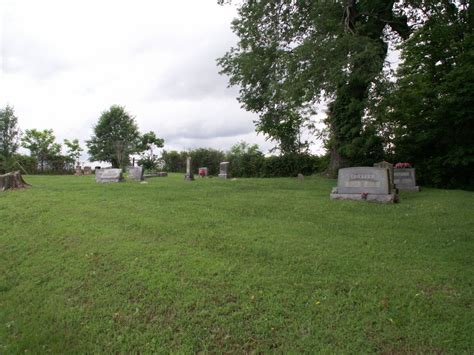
[2,0,322,162]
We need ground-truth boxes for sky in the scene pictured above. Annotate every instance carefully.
[1,0,323,163]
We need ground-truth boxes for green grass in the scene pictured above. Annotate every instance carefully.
[1,174,473,353]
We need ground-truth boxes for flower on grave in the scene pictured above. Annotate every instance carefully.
[394,162,412,168]
[361,192,368,200]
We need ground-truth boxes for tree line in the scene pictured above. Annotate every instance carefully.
[161,142,327,178]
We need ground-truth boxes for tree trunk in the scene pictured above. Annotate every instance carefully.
[0,171,30,191]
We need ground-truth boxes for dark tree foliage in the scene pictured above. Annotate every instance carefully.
[218,0,409,172]
[376,1,474,188]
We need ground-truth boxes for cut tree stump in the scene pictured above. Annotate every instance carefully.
[0,171,31,192]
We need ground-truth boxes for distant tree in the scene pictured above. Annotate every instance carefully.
[161,150,187,172]
[87,106,141,168]
[0,105,21,172]
[136,131,165,170]
[189,148,225,175]
[226,141,264,177]
[21,129,61,172]
[63,139,83,166]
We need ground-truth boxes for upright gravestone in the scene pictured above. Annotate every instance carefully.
[96,168,123,183]
[128,166,144,181]
[185,157,194,181]
[330,167,398,203]
[75,165,83,176]
[373,161,396,192]
[199,167,208,178]
[83,166,92,175]
[394,168,420,192]
[218,162,229,179]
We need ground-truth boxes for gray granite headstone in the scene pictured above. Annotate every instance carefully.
[373,161,396,192]
[330,167,398,203]
[394,168,420,192]
[96,168,123,183]
[128,166,144,181]
[218,162,229,179]
[185,157,194,181]
[75,166,83,176]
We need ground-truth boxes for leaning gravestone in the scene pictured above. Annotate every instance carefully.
[218,162,229,179]
[394,168,420,192]
[95,168,123,183]
[83,166,92,175]
[373,161,396,193]
[330,167,398,203]
[185,157,194,181]
[128,166,144,181]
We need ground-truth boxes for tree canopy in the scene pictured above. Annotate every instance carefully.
[21,129,62,171]
[218,0,409,170]
[87,105,164,168]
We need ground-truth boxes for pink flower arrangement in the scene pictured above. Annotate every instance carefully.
[395,162,412,168]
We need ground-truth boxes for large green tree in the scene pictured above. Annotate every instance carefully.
[87,105,164,168]
[21,129,61,172]
[0,105,21,172]
[218,0,410,173]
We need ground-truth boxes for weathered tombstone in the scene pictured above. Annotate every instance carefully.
[297,173,304,181]
[394,168,420,192]
[128,166,144,181]
[75,165,83,176]
[185,157,194,181]
[218,162,229,179]
[373,161,396,192]
[95,168,123,183]
[144,171,168,178]
[199,167,208,178]
[83,166,92,175]
[330,167,398,203]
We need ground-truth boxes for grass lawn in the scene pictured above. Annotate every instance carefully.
[1,174,473,353]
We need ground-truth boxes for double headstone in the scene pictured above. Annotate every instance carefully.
[128,166,144,181]
[185,157,194,181]
[95,168,123,183]
[394,168,420,192]
[330,167,398,203]
[218,162,229,179]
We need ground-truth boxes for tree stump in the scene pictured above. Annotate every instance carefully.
[0,171,31,191]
